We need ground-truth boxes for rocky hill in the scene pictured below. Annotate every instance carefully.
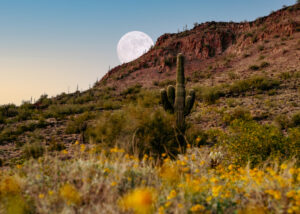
[98,4,300,91]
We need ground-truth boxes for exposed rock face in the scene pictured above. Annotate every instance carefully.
[98,4,300,90]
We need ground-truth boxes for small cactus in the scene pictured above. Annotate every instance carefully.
[160,53,195,133]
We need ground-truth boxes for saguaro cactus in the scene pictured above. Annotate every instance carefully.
[160,53,195,133]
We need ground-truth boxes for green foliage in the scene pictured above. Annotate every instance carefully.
[0,120,48,144]
[23,142,45,159]
[88,106,178,158]
[121,84,142,96]
[199,86,224,104]
[0,104,18,118]
[65,112,91,134]
[221,120,299,166]
[274,114,291,130]
[228,76,280,95]
[223,107,252,125]
[249,65,260,71]
[87,111,126,146]
[48,141,66,152]
[291,112,300,127]
[43,104,94,119]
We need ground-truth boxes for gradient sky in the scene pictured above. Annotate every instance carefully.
[0,0,296,105]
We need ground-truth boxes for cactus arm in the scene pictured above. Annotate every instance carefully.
[185,89,195,116]
[167,85,175,106]
[161,89,174,113]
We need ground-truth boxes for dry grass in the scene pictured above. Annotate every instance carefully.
[0,143,299,214]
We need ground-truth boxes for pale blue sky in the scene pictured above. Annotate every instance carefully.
[0,0,296,105]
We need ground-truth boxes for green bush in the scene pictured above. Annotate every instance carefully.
[223,107,252,125]
[228,76,280,95]
[87,106,178,158]
[23,142,45,159]
[0,104,18,118]
[249,65,260,71]
[274,114,292,130]
[221,120,297,166]
[65,112,90,134]
[48,141,66,152]
[291,112,300,126]
[195,86,225,104]
[87,111,126,146]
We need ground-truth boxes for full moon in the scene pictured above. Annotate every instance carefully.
[117,31,154,63]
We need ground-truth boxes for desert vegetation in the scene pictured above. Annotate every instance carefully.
[1,3,300,213]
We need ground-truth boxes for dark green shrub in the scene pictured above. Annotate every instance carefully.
[0,104,18,118]
[249,65,260,70]
[23,142,45,159]
[292,112,300,126]
[260,61,270,68]
[48,141,66,152]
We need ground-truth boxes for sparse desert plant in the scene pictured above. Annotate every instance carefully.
[65,112,90,134]
[23,142,45,159]
[249,64,260,71]
[291,112,300,126]
[223,107,252,125]
[200,86,224,104]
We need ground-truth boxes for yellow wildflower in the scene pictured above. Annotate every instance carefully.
[280,163,288,170]
[190,204,205,212]
[80,144,85,152]
[39,193,45,199]
[158,206,165,214]
[119,188,156,214]
[0,176,21,195]
[167,190,177,200]
[111,181,117,187]
[59,184,81,205]
[212,185,222,197]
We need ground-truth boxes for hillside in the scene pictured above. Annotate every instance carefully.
[0,3,299,164]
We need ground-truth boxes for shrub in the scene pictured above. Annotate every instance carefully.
[48,141,66,152]
[274,114,291,130]
[88,106,177,158]
[228,76,279,95]
[87,111,126,146]
[65,113,90,134]
[197,86,225,104]
[121,84,142,96]
[0,104,18,118]
[23,142,45,159]
[291,112,300,126]
[260,61,270,68]
[221,120,296,166]
[249,65,260,71]
[223,107,252,125]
